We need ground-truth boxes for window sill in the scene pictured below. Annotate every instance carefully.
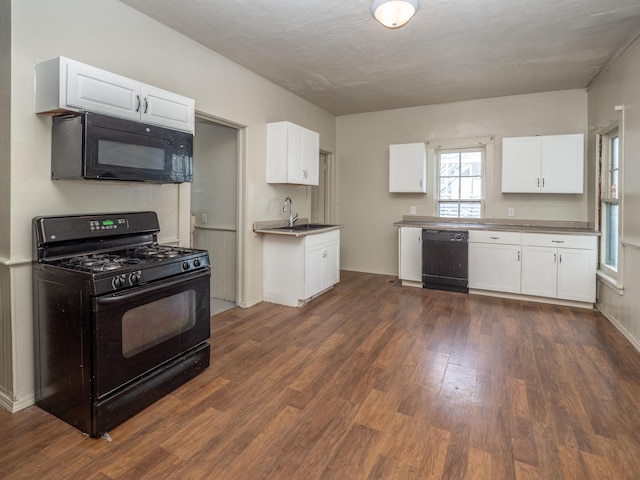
[596,270,624,295]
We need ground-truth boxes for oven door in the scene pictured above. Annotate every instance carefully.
[92,268,210,398]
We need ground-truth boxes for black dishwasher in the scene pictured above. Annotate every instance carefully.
[421,229,469,293]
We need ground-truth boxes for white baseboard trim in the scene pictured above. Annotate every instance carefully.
[596,304,640,353]
[0,390,34,413]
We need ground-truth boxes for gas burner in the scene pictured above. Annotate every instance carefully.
[130,245,191,260]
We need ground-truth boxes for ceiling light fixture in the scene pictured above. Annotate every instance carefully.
[370,0,419,29]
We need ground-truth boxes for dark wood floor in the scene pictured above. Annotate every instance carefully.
[3,271,640,479]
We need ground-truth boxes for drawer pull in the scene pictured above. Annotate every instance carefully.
[490,236,500,240]
[552,240,565,244]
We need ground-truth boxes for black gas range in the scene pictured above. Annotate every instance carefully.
[32,211,211,437]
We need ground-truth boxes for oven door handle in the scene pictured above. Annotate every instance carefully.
[96,268,210,304]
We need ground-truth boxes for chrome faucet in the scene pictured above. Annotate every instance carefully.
[283,196,298,227]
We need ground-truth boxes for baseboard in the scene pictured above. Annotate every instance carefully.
[0,389,34,413]
[469,289,595,309]
[596,304,640,353]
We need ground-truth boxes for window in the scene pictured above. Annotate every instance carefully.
[599,127,620,281]
[437,148,483,217]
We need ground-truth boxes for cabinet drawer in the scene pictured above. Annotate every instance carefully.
[521,233,596,250]
[469,230,522,245]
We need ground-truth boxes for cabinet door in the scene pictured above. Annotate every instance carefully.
[557,248,596,302]
[469,243,521,293]
[399,227,422,282]
[141,85,195,133]
[501,137,541,193]
[66,60,140,121]
[322,239,340,289]
[521,246,557,298]
[389,143,427,193]
[540,134,584,193]
[301,127,320,185]
[304,242,324,298]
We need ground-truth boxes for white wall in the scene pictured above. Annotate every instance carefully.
[336,90,589,275]
[589,35,640,350]
[2,0,336,411]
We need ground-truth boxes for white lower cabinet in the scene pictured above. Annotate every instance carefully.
[521,233,597,303]
[468,231,522,294]
[467,230,597,304]
[263,230,340,307]
[398,227,422,284]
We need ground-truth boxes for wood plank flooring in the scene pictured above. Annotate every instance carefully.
[3,270,640,479]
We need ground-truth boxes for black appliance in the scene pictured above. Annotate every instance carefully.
[422,229,469,293]
[51,111,193,183]
[32,211,210,437]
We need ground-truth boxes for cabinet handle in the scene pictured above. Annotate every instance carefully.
[489,236,500,240]
[542,178,545,187]
[517,251,520,261]
[554,253,557,263]
[551,240,564,244]
[144,97,149,114]
[559,254,562,264]
[537,178,540,187]
[136,95,141,112]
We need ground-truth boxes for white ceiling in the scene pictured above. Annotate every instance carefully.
[119,0,640,116]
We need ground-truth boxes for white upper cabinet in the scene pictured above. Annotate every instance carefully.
[267,121,320,185]
[35,56,195,133]
[389,143,427,193]
[501,134,584,193]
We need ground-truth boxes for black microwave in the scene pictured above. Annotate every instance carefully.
[51,111,193,183]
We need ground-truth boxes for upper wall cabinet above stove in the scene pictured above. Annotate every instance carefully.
[501,134,584,194]
[35,56,195,133]
[267,121,319,185]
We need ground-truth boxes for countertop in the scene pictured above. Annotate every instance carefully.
[393,216,599,236]
[254,218,343,237]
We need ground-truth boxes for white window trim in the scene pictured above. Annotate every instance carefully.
[596,116,624,291]
[427,136,494,218]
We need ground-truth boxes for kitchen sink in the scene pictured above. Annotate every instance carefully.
[271,223,336,231]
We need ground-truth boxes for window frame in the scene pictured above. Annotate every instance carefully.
[436,146,485,218]
[597,124,623,288]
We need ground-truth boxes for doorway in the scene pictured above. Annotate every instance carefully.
[311,152,332,223]
[191,118,239,315]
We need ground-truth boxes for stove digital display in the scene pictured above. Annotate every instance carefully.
[90,218,127,232]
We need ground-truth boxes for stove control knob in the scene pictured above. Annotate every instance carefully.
[182,261,191,271]
[112,276,125,289]
[194,259,201,268]
[129,273,140,285]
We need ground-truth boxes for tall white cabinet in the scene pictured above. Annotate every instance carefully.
[35,56,195,133]
[501,134,584,193]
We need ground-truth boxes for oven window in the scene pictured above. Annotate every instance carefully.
[122,290,196,358]
[98,140,165,170]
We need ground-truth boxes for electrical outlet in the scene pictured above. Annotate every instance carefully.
[508,208,515,217]
[201,212,208,224]
[410,206,416,215]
